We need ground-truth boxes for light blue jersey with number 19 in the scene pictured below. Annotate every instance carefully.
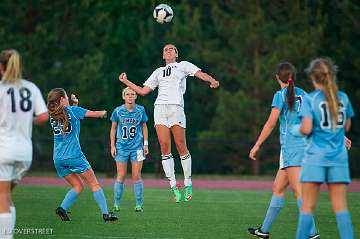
[111,104,148,151]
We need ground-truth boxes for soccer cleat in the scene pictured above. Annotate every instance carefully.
[184,185,193,202]
[55,207,71,221]
[103,212,118,222]
[248,227,269,239]
[309,234,320,239]
[171,186,182,203]
[113,205,120,212]
[135,205,143,212]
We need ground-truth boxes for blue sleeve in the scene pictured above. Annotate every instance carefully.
[110,109,118,122]
[299,95,313,119]
[141,108,148,123]
[345,95,355,118]
[70,106,88,120]
[271,92,283,111]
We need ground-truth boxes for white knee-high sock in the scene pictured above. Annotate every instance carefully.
[180,153,192,186]
[161,154,176,188]
[9,207,15,232]
[0,213,13,239]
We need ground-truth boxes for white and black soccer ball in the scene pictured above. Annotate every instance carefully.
[153,4,173,24]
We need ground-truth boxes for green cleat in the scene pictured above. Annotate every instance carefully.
[171,186,182,203]
[113,205,120,212]
[184,185,192,202]
[134,205,143,212]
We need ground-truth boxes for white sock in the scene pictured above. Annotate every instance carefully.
[0,213,13,239]
[181,153,192,186]
[161,154,176,188]
[9,207,15,231]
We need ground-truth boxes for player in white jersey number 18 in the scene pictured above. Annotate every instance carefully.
[118,44,219,203]
[0,49,49,239]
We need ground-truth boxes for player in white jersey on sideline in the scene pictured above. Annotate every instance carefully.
[0,49,48,238]
[118,44,219,203]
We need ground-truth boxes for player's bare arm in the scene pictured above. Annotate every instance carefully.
[86,110,107,118]
[33,112,49,125]
[110,122,117,158]
[118,72,152,96]
[142,122,149,155]
[194,71,220,89]
[249,108,280,160]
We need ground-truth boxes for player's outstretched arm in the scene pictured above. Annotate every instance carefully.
[118,72,152,96]
[85,110,107,118]
[33,112,49,125]
[194,71,220,89]
[249,108,280,160]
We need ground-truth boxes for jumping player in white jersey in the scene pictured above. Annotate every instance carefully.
[0,49,48,239]
[248,62,319,239]
[118,44,219,202]
[295,58,355,239]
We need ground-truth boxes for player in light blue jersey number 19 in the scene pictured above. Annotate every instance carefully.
[47,88,117,223]
[295,58,355,239]
[110,87,149,212]
[248,62,319,239]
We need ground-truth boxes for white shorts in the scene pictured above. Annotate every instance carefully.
[0,161,31,182]
[154,104,186,128]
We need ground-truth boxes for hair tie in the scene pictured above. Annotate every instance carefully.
[288,79,293,84]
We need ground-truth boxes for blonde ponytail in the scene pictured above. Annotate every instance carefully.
[323,73,339,129]
[306,58,339,129]
[0,49,23,83]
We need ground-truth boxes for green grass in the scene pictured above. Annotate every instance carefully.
[13,185,360,239]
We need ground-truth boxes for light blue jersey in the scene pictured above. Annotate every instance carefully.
[272,87,307,168]
[272,87,308,148]
[300,90,355,167]
[50,106,88,161]
[111,104,148,152]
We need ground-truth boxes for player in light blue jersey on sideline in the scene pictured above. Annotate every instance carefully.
[47,88,117,222]
[295,58,355,239]
[248,62,319,239]
[110,87,149,212]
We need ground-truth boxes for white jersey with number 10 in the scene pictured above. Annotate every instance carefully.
[143,61,200,108]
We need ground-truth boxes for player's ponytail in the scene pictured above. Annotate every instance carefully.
[276,62,296,111]
[0,49,23,84]
[307,58,339,129]
[47,88,70,133]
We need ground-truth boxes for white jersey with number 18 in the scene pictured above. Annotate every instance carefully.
[0,79,47,162]
[143,61,200,108]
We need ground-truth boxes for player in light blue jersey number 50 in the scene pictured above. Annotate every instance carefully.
[110,87,149,213]
[295,58,355,239]
[47,88,117,223]
[248,62,319,239]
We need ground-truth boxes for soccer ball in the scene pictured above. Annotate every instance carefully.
[153,4,173,24]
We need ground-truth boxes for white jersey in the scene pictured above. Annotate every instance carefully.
[143,61,200,107]
[0,79,47,162]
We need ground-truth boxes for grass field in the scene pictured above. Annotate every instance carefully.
[13,185,360,239]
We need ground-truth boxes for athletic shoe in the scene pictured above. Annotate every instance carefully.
[184,185,193,202]
[248,227,269,239]
[135,205,143,212]
[309,234,320,239]
[113,205,120,212]
[55,207,71,221]
[103,212,118,222]
[171,186,182,203]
